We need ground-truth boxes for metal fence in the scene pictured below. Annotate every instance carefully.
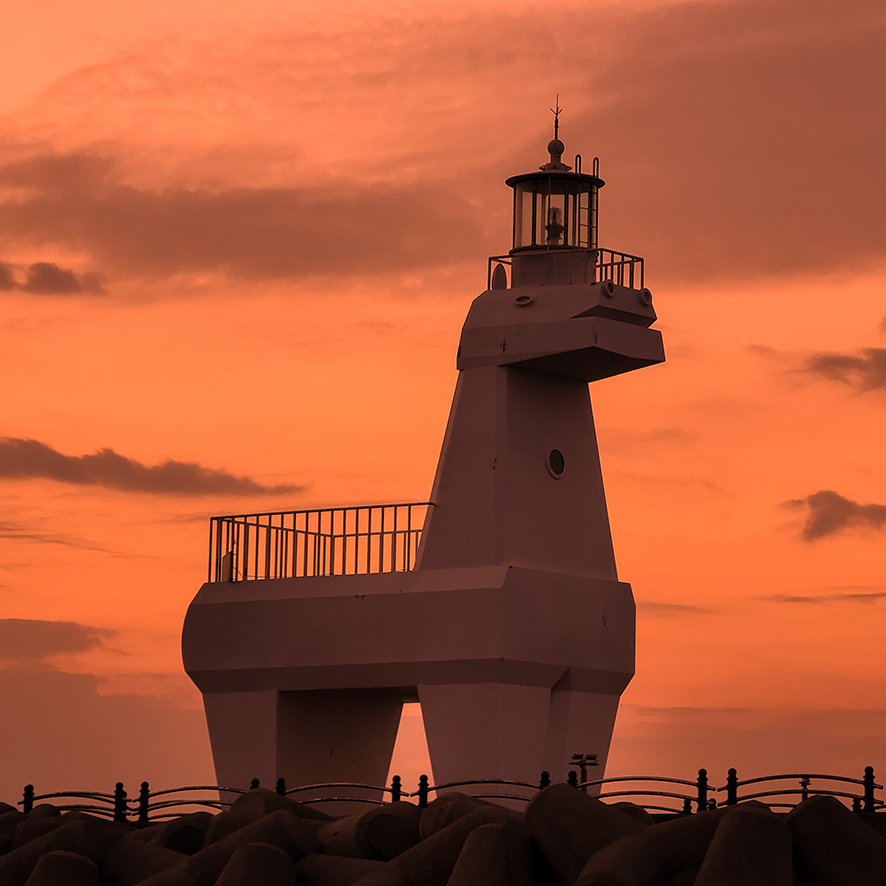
[18,768,884,823]
[486,247,644,291]
[208,502,432,583]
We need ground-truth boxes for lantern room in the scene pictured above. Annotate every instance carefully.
[506,135,604,253]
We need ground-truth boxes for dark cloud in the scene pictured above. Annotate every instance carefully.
[0,262,15,290]
[586,0,886,284]
[0,437,301,496]
[1,0,883,287]
[762,591,886,604]
[784,490,886,540]
[0,260,105,295]
[21,261,81,294]
[0,154,489,282]
[639,601,718,617]
[0,520,116,553]
[799,348,886,392]
[0,619,116,661]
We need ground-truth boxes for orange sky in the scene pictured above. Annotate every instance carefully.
[1,0,885,804]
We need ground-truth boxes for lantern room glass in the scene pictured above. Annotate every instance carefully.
[512,176,595,251]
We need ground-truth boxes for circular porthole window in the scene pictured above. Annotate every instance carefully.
[547,449,565,477]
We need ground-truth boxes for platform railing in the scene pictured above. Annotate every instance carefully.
[208,502,432,583]
[486,247,645,291]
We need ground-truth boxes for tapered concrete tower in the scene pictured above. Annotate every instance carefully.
[182,121,664,799]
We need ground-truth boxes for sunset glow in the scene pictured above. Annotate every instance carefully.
[1,0,884,802]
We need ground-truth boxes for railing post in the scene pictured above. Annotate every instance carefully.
[250,778,260,790]
[391,776,402,802]
[22,784,34,814]
[682,798,692,815]
[417,775,429,808]
[113,782,128,823]
[567,771,579,788]
[539,771,551,790]
[853,797,862,813]
[726,768,738,805]
[138,782,150,826]
[864,766,876,813]
[276,778,286,796]
[696,769,709,812]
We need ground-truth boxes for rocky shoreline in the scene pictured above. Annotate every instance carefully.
[1,783,885,885]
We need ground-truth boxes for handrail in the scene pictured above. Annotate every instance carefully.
[716,768,883,811]
[486,246,645,291]
[18,767,884,821]
[209,502,432,583]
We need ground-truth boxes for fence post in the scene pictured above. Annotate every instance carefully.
[726,768,738,805]
[113,783,128,823]
[417,775,429,808]
[682,799,692,814]
[696,769,709,812]
[22,785,34,814]
[864,766,876,813]
[138,782,150,826]
[539,771,551,789]
[276,778,286,796]
[391,776,402,802]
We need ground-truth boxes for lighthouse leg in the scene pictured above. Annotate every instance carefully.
[203,690,279,790]
[418,683,551,795]
[276,688,404,802]
[203,688,404,803]
[542,688,621,792]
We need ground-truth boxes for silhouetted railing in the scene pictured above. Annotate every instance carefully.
[718,767,883,813]
[587,771,714,814]
[18,767,884,823]
[208,502,432,582]
[486,247,644,291]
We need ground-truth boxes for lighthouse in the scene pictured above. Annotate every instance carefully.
[182,120,665,800]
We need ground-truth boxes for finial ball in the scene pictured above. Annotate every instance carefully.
[548,138,565,157]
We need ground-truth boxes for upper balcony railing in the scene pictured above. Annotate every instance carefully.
[208,502,432,583]
[487,246,645,291]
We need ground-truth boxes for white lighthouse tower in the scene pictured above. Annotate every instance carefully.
[182,119,665,799]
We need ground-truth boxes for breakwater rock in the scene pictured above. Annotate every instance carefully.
[1,785,885,885]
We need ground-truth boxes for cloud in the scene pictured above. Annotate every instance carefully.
[588,0,886,283]
[639,601,718,617]
[0,437,301,496]
[0,259,105,294]
[784,490,886,540]
[762,591,886,605]
[799,348,886,392]
[1,0,883,287]
[0,619,116,661]
[0,520,117,553]
[22,262,104,295]
[0,153,489,282]
[0,262,15,290]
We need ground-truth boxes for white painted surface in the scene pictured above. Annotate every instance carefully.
[183,241,663,794]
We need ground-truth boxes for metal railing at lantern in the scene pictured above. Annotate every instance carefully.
[486,247,644,291]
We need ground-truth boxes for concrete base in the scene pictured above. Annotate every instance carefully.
[184,565,634,793]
